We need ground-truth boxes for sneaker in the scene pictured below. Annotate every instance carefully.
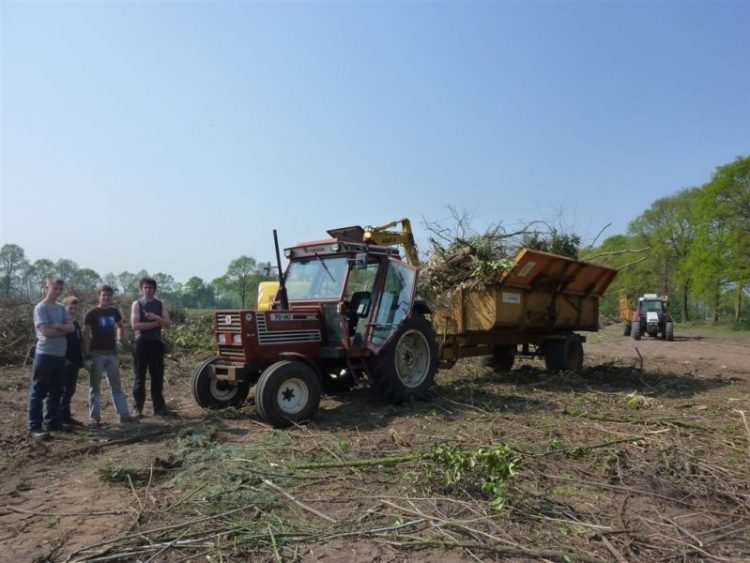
[30,430,50,441]
[43,424,64,433]
[119,415,137,424]
[133,408,143,418]
[89,419,102,428]
[154,407,174,417]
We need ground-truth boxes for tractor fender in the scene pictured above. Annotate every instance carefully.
[413,300,432,316]
[278,352,323,380]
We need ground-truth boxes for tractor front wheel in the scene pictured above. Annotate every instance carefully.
[368,315,438,403]
[544,334,584,373]
[256,360,321,427]
[623,322,632,337]
[665,322,674,341]
[192,357,250,409]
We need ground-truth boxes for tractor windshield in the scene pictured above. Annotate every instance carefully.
[285,256,348,300]
[640,300,664,314]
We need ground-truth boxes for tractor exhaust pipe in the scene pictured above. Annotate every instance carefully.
[273,229,290,309]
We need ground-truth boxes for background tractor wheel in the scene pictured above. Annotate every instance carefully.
[544,333,584,373]
[623,322,632,337]
[666,321,674,341]
[632,321,642,341]
[368,315,438,403]
[256,360,321,428]
[192,357,250,409]
[482,344,516,371]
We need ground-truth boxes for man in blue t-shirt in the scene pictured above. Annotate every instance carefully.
[28,277,74,440]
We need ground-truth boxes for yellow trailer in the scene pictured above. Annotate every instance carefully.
[432,249,618,372]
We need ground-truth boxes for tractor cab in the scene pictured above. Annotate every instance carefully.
[281,229,418,356]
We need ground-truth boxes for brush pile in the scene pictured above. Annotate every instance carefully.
[418,233,515,306]
[0,299,35,365]
[417,214,582,307]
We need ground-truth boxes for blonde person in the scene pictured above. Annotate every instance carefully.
[61,296,84,427]
[84,285,132,425]
[28,277,74,440]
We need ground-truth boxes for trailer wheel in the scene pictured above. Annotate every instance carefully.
[482,345,516,371]
[544,334,584,373]
[193,357,250,409]
[256,360,321,427]
[665,322,674,341]
[632,321,642,341]
[623,322,632,337]
[368,315,438,403]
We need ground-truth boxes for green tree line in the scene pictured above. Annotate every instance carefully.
[0,247,275,310]
[2,154,748,322]
[581,154,750,324]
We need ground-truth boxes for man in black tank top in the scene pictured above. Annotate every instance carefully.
[130,277,172,416]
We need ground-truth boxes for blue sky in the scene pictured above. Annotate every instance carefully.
[2,2,748,284]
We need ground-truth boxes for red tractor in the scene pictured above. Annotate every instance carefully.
[192,225,438,427]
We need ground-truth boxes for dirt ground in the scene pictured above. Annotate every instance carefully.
[1,323,749,562]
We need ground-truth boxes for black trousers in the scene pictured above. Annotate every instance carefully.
[60,363,79,420]
[132,339,166,412]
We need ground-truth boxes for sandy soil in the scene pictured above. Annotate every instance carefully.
[1,322,748,562]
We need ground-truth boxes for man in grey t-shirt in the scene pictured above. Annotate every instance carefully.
[28,277,74,440]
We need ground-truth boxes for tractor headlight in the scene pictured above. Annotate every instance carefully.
[233,334,243,345]
[218,334,227,345]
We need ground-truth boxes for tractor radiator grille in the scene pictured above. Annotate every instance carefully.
[218,345,244,360]
[216,312,241,330]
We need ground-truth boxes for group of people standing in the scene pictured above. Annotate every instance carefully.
[28,276,172,441]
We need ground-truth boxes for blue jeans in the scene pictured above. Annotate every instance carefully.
[89,353,130,422]
[28,353,65,431]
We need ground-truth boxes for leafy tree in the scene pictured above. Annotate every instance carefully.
[153,272,180,303]
[581,234,650,316]
[183,276,215,309]
[55,259,79,283]
[691,155,750,323]
[628,188,699,321]
[70,268,103,293]
[0,244,29,297]
[103,272,120,292]
[23,258,55,299]
[224,256,260,308]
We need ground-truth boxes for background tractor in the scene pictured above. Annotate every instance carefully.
[625,293,674,341]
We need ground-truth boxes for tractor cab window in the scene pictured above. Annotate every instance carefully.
[371,260,416,346]
[342,260,380,346]
[285,256,348,300]
[640,300,664,314]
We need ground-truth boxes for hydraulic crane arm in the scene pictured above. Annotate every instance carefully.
[363,218,420,266]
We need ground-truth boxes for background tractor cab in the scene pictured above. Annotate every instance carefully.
[192,224,438,427]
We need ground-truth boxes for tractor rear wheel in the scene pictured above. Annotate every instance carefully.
[368,315,438,403]
[544,334,584,373]
[256,360,321,427]
[192,357,250,409]
[632,321,642,341]
[623,322,632,337]
[665,322,674,341]
[482,345,516,371]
